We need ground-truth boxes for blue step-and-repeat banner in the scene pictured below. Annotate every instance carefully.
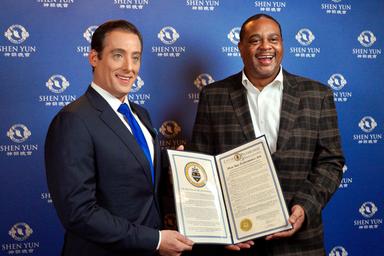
[0,0,383,255]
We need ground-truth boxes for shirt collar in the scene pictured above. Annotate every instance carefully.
[241,65,284,93]
[91,82,131,112]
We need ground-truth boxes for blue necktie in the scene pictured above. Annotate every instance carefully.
[118,103,154,184]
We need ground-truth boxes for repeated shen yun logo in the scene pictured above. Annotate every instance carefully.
[222,27,240,57]
[4,24,29,44]
[328,73,352,103]
[353,30,381,59]
[2,222,40,254]
[159,121,181,139]
[114,0,150,10]
[290,28,319,58]
[46,74,70,93]
[321,0,352,15]
[83,25,98,44]
[353,116,382,144]
[358,31,376,47]
[329,246,348,256]
[152,26,185,57]
[37,0,75,8]
[194,73,214,91]
[254,1,287,12]
[354,201,382,230]
[127,76,150,105]
[7,124,31,143]
[158,26,179,45]
[77,25,98,57]
[295,28,315,46]
[227,27,240,45]
[186,0,220,11]
[9,223,33,241]
[339,165,352,189]
[158,121,186,149]
[1,124,38,157]
[40,74,75,107]
[2,24,36,58]
[188,73,215,103]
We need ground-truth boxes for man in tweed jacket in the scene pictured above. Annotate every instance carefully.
[190,14,344,255]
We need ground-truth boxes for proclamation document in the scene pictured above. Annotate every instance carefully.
[167,151,232,244]
[216,137,292,243]
[167,136,292,244]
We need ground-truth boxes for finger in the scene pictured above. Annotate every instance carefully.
[235,242,252,249]
[176,145,184,151]
[225,245,241,251]
[290,205,305,224]
[247,240,255,246]
[175,233,194,246]
[173,239,193,252]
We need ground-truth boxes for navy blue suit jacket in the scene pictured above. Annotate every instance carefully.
[45,86,163,256]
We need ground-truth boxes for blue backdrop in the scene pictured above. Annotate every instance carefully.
[1,0,383,255]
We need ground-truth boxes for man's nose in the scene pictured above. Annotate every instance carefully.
[122,57,133,71]
[260,39,271,50]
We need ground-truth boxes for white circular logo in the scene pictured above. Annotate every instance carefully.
[331,0,342,3]
[46,74,70,93]
[194,73,214,90]
[329,246,348,256]
[227,27,240,45]
[158,26,180,45]
[4,24,30,44]
[159,121,181,138]
[8,223,33,241]
[359,202,378,218]
[295,28,315,46]
[342,165,348,173]
[358,116,377,133]
[328,74,347,90]
[83,25,98,43]
[7,124,32,143]
[131,76,144,93]
[358,31,376,47]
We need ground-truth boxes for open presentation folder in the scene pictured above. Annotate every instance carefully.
[167,136,292,244]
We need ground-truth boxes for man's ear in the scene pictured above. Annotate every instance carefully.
[237,42,243,58]
[88,49,99,68]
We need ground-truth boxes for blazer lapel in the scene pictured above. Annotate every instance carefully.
[86,87,154,185]
[229,73,256,141]
[276,71,300,151]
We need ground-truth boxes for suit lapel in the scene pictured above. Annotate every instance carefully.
[276,71,300,151]
[86,87,154,186]
[229,73,256,141]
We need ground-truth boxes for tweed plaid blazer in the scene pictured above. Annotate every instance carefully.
[190,70,345,255]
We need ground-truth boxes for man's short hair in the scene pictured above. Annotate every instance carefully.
[91,19,143,58]
[239,14,283,42]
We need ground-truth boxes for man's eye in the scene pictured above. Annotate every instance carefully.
[250,39,260,44]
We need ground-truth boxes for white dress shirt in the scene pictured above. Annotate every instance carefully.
[241,67,283,153]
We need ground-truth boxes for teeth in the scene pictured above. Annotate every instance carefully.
[117,74,130,81]
[257,56,273,59]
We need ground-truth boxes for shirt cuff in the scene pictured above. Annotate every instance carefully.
[156,230,161,250]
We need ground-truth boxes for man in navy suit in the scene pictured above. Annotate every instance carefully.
[45,20,193,256]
